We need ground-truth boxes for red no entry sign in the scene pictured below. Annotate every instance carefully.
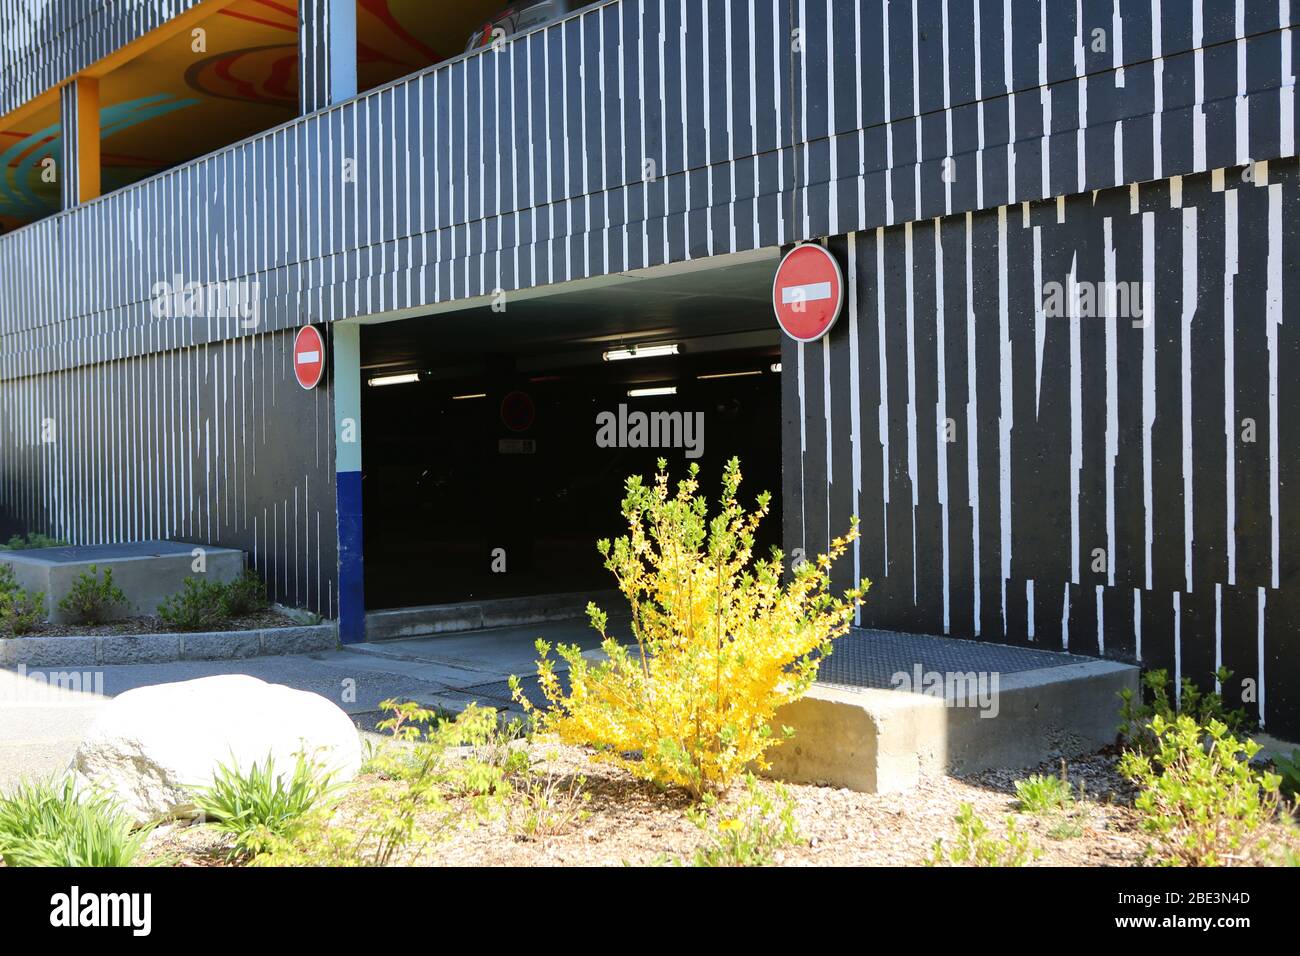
[293,325,325,390]
[772,244,845,342]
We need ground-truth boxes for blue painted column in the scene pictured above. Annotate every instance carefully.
[333,322,365,643]
[298,0,357,113]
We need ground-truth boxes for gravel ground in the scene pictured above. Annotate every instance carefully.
[137,741,1300,867]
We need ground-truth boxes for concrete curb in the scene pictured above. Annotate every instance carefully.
[0,623,338,668]
[365,590,621,641]
[766,659,1140,793]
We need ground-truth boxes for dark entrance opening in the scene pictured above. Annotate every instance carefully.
[359,252,783,611]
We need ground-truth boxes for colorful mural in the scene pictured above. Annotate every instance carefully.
[0,0,505,230]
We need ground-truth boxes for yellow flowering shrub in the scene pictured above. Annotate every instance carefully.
[511,457,868,799]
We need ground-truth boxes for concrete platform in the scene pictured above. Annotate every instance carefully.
[0,540,245,623]
[765,630,1140,793]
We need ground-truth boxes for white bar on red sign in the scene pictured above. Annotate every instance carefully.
[781,281,833,304]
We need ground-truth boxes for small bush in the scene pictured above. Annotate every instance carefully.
[0,533,67,551]
[194,752,340,860]
[0,565,45,635]
[0,589,46,635]
[1120,667,1255,752]
[223,570,269,617]
[686,774,803,867]
[0,777,151,867]
[514,458,868,799]
[512,771,590,841]
[1015,772,1075,814]
[1118,714,1281,867]
[157,577,229,632]
[57,565,127,625]
[927,803,1039,867]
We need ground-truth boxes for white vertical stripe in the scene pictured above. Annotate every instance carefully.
[935,220,950,633]
[966,212,980,637]
[904,221,919,604]
[1142,211,1156,591]
[998,206,1012,633]
[1069,250,1082,586]
[1224,188,1238,585]
[1104,217,1118,589]
[1267,183,1282,590]
[848,232,862,624]
[1181,206,1197,594]
[877,227,890,575]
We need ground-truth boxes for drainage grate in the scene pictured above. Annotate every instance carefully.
[816,628,1095,692]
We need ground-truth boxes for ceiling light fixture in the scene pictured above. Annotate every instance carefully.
[697,370,763,380]
[367,373,421,387]
[627,386,678,398]
[603,343,679,362]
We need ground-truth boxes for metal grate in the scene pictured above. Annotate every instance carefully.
[457,629,1094,711]
[816,628,1095,693]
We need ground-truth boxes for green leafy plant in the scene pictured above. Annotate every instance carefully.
[514,457,868,799]
[0,533,67,551]
[0,777,151,867]
[158,577,230,631]
[686,773,803,867]
[1015,772,1075,814]
[194,752,341,860]
[0,588,46,635]
[223,569,269,617]
[1272,749,1300,802]
[260,701,519,867]
[1120,667,1255,752]
[56,565,127,625]
[927,803,1039,867]
[512,770,591,841]
[1118,714,1281,867]
[0,565,45,636]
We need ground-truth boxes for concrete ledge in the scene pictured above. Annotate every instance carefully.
[366,590,620,641]
[0,623,338,668]
[766,659,1139,793]
[0,540,245,624]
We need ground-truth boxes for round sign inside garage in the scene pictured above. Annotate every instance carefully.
[293,325,325,390]
[772,243,845,342]
[500,390,536,432]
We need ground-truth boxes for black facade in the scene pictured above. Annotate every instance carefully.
[1,2,1298,734]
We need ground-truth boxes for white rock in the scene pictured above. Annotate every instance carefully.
[69,674,361,823]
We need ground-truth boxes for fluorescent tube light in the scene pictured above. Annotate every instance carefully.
[697,370,763,380]
[603,344,679,361]
[368,373,421,387]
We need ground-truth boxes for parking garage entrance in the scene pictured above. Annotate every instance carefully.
[358,250,783,613]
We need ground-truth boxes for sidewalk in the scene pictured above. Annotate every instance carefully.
[0,614,613,793]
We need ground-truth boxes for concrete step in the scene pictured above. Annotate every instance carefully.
[364,589,623,641]
[766,629,1140,793]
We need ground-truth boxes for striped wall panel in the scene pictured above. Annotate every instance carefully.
[786,160,1300,738]
[0,0,207,119]
[0,325,339,615]
[0,1,1295,722]
[3,1,1296,380]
